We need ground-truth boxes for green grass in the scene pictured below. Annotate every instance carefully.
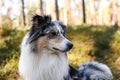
[0,24,120,80]
[67,25,120,80]
[0,25,26,80]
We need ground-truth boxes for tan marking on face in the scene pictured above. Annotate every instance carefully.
[50,29,64,43]
[33,18,39,28]
[54,37,63,43]
[37,36,48,53]
[52,29,59,34]
[61,30,64,34]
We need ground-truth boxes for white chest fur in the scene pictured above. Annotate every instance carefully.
[19,34,69,80]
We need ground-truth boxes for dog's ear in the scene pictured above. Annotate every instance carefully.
[32,15,51,28]
[29,15,51,43]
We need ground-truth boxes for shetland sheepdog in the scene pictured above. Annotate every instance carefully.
[19,15,113,80]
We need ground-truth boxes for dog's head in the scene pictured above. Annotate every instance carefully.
[28,15,73,53]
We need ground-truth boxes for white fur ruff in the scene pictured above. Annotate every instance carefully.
[19,33,69,80]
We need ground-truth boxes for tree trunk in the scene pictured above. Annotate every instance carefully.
[0,0,2,27]
[110,0,118,26]
[21,0,26,26]
[40,0,43,15]
[55,0,59,20]
[0,0,3,35]
[63,0,69,25]
[82,0,86,23]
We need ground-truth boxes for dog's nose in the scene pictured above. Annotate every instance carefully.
[67,43,73,50]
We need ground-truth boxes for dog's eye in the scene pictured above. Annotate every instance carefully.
[51,31,58,36]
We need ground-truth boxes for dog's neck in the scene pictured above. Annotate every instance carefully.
[20,47,69,80]
[36,50,69,80]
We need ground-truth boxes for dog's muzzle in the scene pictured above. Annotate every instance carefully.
[66,43,73,50]
[63,42,73,52]
[53,42,73,52]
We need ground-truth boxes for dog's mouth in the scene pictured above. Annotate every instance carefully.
[53,47,69,52]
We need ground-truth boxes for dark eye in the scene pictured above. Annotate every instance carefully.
[51,31,58,36]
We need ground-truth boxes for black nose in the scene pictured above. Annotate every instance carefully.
[67,43,73,50]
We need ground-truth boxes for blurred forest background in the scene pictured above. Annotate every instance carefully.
[0,0,120,80]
